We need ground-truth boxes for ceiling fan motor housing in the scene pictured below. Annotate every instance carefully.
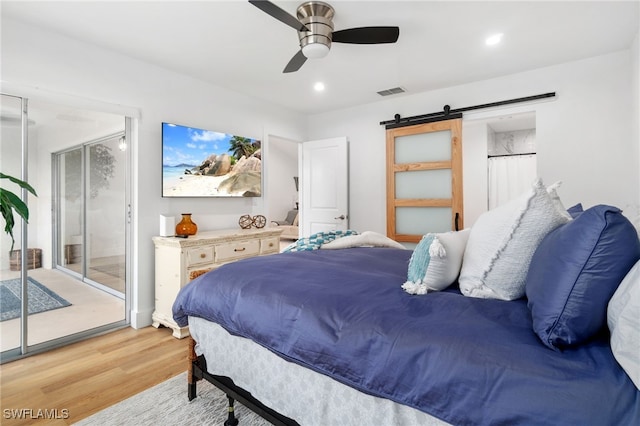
[296,1,334,55]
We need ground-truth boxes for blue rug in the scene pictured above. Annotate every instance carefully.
[0,277,71,321]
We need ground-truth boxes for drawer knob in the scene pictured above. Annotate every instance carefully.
[269,243,274,247]
[200,253,206,258]
[234,247,246,252]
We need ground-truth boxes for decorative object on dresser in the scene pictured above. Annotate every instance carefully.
[239,214,253,229]
[152,227,282,338]
[175,213,198,236]
[238,214,267,229]
[159,214,176,237]
[253,215,266,228]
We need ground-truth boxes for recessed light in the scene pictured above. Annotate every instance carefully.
[313,82,325,92]
[485,33,503,46]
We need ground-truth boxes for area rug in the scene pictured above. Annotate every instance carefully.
[0,277,71,322]
[75,372,270,426]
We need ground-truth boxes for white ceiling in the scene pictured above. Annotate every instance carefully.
[2,1,639,115]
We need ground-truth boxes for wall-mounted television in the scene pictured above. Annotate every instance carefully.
[162,122,261,197]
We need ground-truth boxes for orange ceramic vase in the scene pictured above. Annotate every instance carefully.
[175,213,198,236]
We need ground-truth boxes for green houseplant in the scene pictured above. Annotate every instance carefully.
[0,172,37,252]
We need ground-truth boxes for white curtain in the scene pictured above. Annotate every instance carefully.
[488,154,537,209]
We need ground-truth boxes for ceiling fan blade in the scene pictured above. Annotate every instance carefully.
[248,0,309,32]
[332,26,400,44]
[283,50,307,73]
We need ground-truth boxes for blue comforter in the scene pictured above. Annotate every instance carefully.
[173,248,640,425]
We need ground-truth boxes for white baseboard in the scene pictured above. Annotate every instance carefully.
[130,307,154,329]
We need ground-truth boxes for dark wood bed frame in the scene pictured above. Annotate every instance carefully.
[187,337,300,426]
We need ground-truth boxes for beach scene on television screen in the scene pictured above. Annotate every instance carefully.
[162,123,261,197]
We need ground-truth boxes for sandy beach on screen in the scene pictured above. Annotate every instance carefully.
[163,174,230,197]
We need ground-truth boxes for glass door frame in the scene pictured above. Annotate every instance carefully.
[0,93,132,363]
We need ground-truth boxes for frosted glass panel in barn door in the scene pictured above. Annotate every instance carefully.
[386,119,463,243]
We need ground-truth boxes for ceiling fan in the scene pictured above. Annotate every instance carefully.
[249,0,400,73]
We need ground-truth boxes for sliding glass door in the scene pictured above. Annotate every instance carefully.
[55,135,127,297]
[57,147,84,274]
[86,137,127,294]
[1,92,131,363]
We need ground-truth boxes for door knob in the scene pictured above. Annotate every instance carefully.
[334,215,346,220]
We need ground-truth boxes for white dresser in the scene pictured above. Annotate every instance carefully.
[152,228,282,338]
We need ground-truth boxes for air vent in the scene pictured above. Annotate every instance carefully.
[377,87,406,97]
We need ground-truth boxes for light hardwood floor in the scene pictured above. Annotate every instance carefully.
[0,326,189,425]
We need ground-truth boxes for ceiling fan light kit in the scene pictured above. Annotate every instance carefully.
[249,0,399,73]
[302,43,330,59]
[297,1,334,58]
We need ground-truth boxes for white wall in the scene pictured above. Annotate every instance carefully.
[307,49,639,233]
[1,18,306,327]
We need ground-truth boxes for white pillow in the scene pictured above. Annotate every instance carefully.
[321,231,406,250]
[546,180,572,220]
[402,229,471,294]
[458,178,570,300]
[607,259,640,390]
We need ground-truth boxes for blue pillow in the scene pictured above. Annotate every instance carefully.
[526,205,640,350]
[566,203,583,218]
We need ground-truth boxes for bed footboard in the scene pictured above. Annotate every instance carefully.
[187,336,299,426]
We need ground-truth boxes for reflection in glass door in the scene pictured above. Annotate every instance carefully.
[57,147,84,277]
[87,136,127,295]
[55,134,127,297]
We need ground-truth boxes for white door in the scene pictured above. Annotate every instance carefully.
[300,137,349,237]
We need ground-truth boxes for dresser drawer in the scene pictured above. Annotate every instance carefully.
[185,246,215,267]
[216,239,260,262]
[261,237,280,254]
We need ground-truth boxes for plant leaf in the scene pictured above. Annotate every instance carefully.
[0,188,29,222]
[0,199,16,252]
[0,172,37,196]
[1,173,36,252]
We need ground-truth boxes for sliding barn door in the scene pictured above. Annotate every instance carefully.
[386,119,463,243]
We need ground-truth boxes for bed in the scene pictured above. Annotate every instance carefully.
[174,246,640,425]
[173,188,640,425]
